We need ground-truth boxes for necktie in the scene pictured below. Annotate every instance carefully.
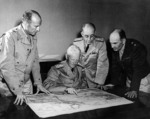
[85,44,89,53]
[71,68,74,72]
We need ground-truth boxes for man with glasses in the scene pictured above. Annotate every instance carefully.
[43,45,87,95]
[73,23,109,88]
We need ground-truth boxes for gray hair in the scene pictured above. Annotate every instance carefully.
[82,23,96,32]
[66,45,81,58]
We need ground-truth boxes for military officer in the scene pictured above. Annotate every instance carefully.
[106,29,150,98]
[43,45,87,95]
[0,10,50,105]
[73,23,109,88]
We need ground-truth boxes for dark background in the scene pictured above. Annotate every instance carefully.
[0,0,150,62]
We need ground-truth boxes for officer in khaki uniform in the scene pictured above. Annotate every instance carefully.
[73,23,109,88]
[43,45,87,95]
[0,10,49,105]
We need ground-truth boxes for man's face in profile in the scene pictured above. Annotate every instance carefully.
[68,55,80,69]
[26,14,41,36]
[109,32,124,51]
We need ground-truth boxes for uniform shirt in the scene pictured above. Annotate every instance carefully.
[0,24,42,95]
[73,36,109,87]
[109,39,150,91]
[43,61,87,89]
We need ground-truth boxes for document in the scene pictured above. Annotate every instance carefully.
[27,89,133,118]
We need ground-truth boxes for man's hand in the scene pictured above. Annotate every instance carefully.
[125,90,137,98]
[35,84,50,95]
[66,88,78,95]
[97,84,114,90]
[14,93,27,105]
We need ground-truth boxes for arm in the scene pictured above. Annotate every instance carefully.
[43,67,77,94]
[130,45,147,91]
[0,33,26,105]
[32,47,42,86]
[95,41,109,85]
[43,66,59,89]
[32,47,50,94]
[0,33,23,95]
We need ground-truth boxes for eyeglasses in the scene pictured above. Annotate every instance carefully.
[83,34,95,39]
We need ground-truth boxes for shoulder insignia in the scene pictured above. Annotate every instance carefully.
[0,36,4,52]
[74,37,83,42]
[95,37,104,42]
[55,63,64,69]
[0,33,5,38]
[131,41,137,47]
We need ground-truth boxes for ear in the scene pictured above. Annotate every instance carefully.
[122,38,126,43]
[65,54,68,60]
[81,31,84,37]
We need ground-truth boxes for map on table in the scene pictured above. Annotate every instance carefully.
[26,89,133,118]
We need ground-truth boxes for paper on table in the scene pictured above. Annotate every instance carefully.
[27,89,133,118]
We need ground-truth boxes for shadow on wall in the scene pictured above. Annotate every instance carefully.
[60,30,82,61]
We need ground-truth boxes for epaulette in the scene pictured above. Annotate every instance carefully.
[0,33,5,38]
[73,37,83,42]
[5,27,18,36]
[131,41,137,47]
[95,37,104,42]
[11,27,18,33]
[0,34,5,52]
[55,63,64,69]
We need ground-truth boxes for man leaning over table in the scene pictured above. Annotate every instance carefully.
[43,45,88,95]
[0,10,50,105]
[73,23,109,89]
[104,29,150,99]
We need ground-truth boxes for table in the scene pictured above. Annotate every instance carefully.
[1,87,150,119]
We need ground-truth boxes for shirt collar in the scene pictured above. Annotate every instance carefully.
[119,39,126,57]
[17,24,36,44]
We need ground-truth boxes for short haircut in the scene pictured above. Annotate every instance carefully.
[82,23,96,32]
[67,45,81,58]
[23,10,42,23]
[113,29,126,39]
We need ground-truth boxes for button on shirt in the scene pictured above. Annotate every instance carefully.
[73,37,109,86]
[0,24,42,95]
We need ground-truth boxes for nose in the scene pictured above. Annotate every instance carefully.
[111,44,115,48]
[87,36,91,41]
[36,26,40,32]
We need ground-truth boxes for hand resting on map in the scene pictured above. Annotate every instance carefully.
[97,84,114,90]
[34,84,50,95]
[65,88,78,95]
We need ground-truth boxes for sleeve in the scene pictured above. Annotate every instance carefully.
[32,47,42,86]
[130,45,147,91]
[43,66,59,89]
[95,41,109,85]
[0,33,23,95]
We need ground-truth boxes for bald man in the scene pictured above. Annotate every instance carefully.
[73,23,109,88]
[43,45,87,95]
[0,10,49,105]
[106,29,150,99]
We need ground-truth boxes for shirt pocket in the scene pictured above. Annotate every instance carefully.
[89,50,98,59]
